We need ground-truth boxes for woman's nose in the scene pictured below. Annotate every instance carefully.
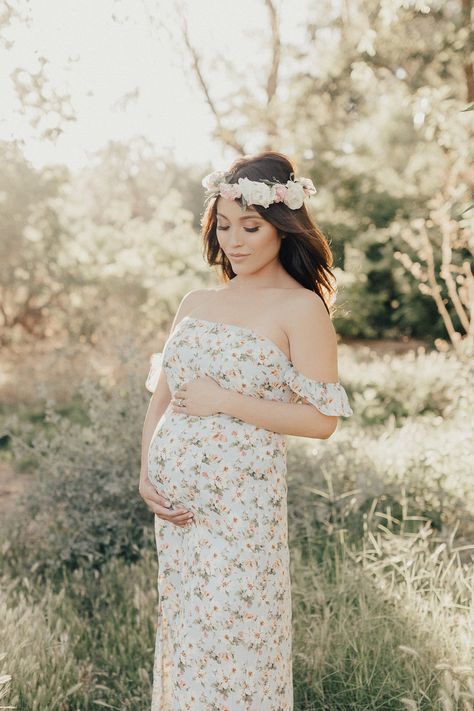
[226,230,245,245]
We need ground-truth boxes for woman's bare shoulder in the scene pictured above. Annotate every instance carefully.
[180,288,214,311]
[284,289,333,335]
[288,288,327,309]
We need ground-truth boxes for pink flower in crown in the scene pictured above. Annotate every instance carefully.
[219,182,242,200]
[272,185,288,203]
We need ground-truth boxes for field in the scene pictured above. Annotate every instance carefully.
[1,339,473,711]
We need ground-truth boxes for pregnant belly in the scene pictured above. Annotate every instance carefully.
[147,410,287,520]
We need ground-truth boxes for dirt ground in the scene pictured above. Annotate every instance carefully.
[0,460,34,515]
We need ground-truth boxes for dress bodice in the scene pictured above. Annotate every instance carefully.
[146,316,353,417]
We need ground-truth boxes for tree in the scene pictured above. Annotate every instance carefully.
[393,100,473,353]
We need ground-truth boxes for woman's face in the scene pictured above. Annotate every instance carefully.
[215,196,281,272]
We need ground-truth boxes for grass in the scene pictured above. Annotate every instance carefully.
[1,519,472,710]
[0,341,473,709]
[1,548,158,710]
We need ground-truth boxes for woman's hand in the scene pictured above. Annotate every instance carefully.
[139,476,194,527]
[171,375,225,417]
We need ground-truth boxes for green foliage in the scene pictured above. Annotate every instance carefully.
[2,343,472,584]
[287,347,474,553]
[291,531,474,710]
[288,408,474,550]
[1,485,472,709]
[337,344,471,424]
[2,348,155,580]
[0,138,209,348]
[333,224,463,341]
[0,584,88,710]
[1,0,472,348]
[0,1,472,706]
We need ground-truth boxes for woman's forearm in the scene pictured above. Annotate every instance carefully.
[140,395,171,483]
[217,388,337,440]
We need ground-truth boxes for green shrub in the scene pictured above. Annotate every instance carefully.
[2,523,472,710]
[0,342,473,708]
[338,344,472,425]
[2,351,154,581]
[2,344,473,584]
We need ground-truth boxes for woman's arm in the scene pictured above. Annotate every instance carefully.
[139,287,210,483]
[139,372,195,527]
[139,289,209,525]
[218,392,337,439]
[172,292,347,440]
[219,294,341,438]
[139,375,171,486]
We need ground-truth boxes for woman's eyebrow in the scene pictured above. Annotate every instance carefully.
[216,212,262,221]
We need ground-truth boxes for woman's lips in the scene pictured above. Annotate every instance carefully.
[229,253,250,260]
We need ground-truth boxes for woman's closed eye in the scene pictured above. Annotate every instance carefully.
[216,225,259,233]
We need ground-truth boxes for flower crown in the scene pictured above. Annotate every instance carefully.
[201,169,317,210]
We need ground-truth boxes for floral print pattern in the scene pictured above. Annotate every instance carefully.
[146,316,353,710]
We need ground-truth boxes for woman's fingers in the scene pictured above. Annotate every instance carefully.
[145,499,194,527]
[165,510,194,527]
[141,479,171,507]
[139,477,194,526]
[140,478,181,511]
[145,498,186,517]
[159,506,194,527]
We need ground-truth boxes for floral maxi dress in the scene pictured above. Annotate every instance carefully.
[145,316,353,711]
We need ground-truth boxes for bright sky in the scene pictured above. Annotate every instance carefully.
[1,0,311,172]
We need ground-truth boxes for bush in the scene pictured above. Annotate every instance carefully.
[2,346,154,581]
[337,344,471,425]
[287,347,474,553]
[0,576,92,710]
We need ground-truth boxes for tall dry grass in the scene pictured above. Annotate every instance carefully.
[0,342,472,708]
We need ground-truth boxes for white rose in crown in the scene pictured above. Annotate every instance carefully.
[298,177,317,195]
[201,168,318,209]
[284,180,306,209]
[202,170,227,191]
[238,177,273,208]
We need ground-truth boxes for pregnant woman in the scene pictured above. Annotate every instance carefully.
[139,150,353,710]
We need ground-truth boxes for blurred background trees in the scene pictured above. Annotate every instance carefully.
[1,0,472,351]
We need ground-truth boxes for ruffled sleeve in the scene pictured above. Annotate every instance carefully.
[145,352,163,394]
[284,363,353,417]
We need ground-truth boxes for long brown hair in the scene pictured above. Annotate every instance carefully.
[200,150,337,315]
